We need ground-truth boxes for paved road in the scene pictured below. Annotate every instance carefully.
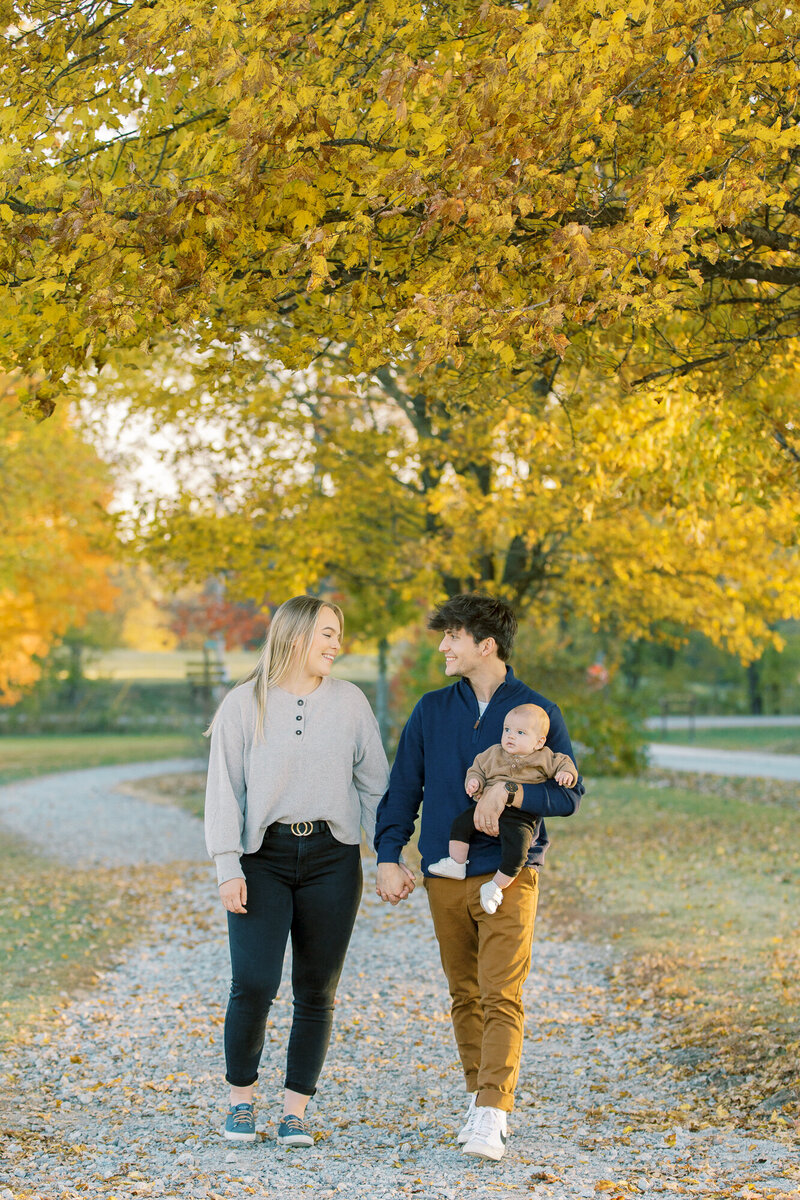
[647,742,800,780]
[645,714,800,730]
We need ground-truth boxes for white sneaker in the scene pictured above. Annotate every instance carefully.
[462,1105,508,1160]
[428,856,467,879]
[479,881,504,914]
[456,1093,478,1144]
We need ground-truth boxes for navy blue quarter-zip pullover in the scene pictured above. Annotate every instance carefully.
[374,665,583,877]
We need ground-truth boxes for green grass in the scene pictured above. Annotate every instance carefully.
[546,777,798,989]
[652,725,800,754]
[541,772,800,1124]
[0,732,206,785]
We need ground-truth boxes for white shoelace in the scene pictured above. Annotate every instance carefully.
[471,1107,504,1138]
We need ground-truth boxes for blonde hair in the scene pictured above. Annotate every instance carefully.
[505,703,549,739]
[206,595,344,738]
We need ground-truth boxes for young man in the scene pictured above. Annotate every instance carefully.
[374,593,583,1161]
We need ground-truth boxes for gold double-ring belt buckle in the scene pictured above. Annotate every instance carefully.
[290,821,314,837]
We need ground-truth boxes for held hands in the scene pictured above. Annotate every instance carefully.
[555,770,576,786]
[219,877,248,914]
[376,861,416,905]
[472,781,507,838]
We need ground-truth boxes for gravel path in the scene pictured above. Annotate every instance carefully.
[0,760,207,866]
[1,764,798,1200]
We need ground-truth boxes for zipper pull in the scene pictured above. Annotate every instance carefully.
[474,718,480,730]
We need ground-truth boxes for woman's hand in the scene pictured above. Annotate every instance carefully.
[376,862,416,905]
[219,877,248,913]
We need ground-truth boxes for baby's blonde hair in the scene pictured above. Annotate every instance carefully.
[505,703,549,739]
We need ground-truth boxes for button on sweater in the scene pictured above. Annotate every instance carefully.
[205,677,389,885]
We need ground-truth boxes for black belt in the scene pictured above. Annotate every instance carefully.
[267,821,329,837]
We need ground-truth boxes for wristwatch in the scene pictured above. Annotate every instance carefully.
[504,781,519,806]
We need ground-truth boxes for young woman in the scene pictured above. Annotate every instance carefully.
[205,595,390,1147]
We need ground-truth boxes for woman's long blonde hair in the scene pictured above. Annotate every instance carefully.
[206,595,344,737]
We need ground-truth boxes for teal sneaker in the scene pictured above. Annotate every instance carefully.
[277,1113,314,1147]
[224,1102,256,1142]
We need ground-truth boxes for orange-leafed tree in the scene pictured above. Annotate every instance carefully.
[0,379,117,703]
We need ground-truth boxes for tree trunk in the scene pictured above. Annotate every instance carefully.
[747,659,763,715]
[376,636,389,750]
[65,642,84,706]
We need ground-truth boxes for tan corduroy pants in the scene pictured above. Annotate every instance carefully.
[424,868,539,1113]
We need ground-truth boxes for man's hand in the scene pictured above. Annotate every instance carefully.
[473,782,507,837]
[376,862,416,905]
[219,877,247,913]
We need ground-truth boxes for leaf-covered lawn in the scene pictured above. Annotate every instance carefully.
[0,830,178,1046]
[541,771,800,1128]
[0,737,204,1043]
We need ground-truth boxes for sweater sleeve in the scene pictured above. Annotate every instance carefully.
[204,692,248,886]
[374,699,425,864]
[550,751,578,781]
[518,704,584,818]
[352,701,390,852]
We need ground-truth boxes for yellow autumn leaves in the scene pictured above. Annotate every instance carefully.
[0,0,798,398]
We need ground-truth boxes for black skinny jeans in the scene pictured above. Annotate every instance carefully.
[224,824,362,1095]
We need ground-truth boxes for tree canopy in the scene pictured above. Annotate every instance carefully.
[106,343,799,662]
[1,0,799,415]
[2,0,799,680]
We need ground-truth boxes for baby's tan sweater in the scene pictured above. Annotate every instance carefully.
[465,744,577,793]
[205,677,389,884]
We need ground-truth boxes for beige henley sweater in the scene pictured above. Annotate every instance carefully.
[465,744,577,792]
[204,677,389,885]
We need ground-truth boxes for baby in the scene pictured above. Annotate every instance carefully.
[428,703,577,914]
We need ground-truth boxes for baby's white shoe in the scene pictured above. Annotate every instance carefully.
[479,882,504,914]
[428,856,467,879]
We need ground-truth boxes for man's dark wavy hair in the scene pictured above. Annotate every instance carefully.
[427,592,518,662]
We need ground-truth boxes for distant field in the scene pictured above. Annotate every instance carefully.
[0,733,205,785]
[654,726,800,754]
[87,648,379,681]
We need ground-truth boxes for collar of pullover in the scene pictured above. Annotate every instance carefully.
[455,664,519,712]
